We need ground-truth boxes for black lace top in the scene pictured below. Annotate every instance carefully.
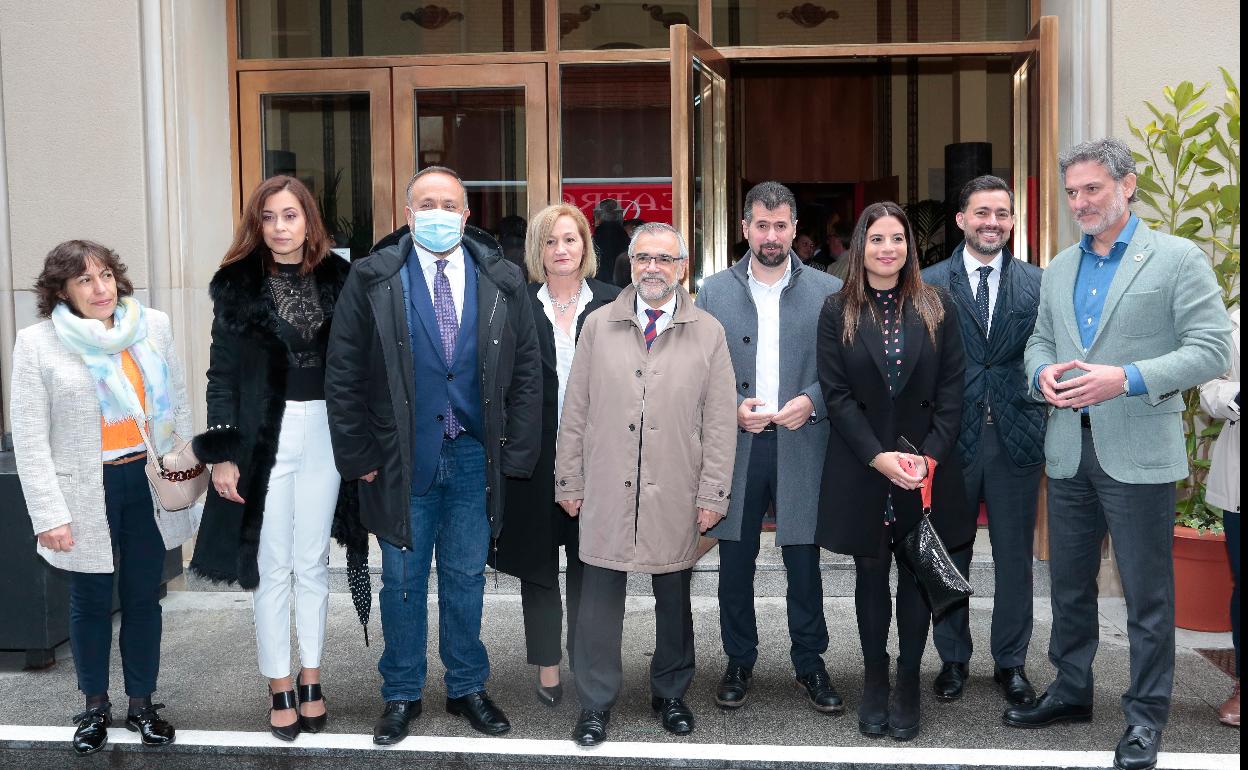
[266,262,325,402]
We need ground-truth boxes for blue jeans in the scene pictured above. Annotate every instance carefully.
[377,435,490,701]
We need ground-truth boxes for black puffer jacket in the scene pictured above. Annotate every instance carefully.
[189,249,364,588]
[922,244,1046,468]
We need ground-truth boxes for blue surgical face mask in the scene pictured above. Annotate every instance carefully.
[410,208,465,253]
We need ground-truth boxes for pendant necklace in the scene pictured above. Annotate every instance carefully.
[550,286,581,314]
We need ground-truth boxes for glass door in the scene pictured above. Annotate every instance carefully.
[670,24,729,291]
[392,64,549,242]
[1012,16,1059,268]
[237,69,393,260]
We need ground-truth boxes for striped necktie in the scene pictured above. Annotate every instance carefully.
[643,308,663,350]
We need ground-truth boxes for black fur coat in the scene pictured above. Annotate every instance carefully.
[189,249,365,589]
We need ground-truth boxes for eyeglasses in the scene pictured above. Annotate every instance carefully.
[629,253,684,266]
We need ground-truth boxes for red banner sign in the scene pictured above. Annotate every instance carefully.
[561,182,673,225]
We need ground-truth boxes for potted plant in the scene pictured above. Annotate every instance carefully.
[1129,68,1240,631]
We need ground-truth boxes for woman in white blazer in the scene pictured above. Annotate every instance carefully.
[10,240,195,756]
[1200,306,1240,727]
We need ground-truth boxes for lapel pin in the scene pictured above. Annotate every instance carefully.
[1133,253,1144,262]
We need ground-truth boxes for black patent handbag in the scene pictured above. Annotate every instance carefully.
[892,438,973,618]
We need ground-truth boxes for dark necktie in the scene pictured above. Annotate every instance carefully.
[643,308,663,350]
[433,259,462,437]
[975,265,993,333]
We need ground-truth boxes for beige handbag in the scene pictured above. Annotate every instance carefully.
[130,416,208,512]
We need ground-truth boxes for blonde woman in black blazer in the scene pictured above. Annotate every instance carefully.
[815,201,969,742]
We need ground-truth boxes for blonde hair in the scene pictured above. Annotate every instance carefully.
[523,204,598,284]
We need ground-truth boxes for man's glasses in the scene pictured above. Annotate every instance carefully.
[629,253,684,266]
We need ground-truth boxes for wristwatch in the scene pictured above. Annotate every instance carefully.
[1122,370,1130,396]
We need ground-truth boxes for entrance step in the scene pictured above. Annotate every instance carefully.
[0,728,1236,770]
[181,531,1050,598]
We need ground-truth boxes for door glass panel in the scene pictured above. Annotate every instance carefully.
[558,1,698,50]
[713,0,1029,47]
[239,0,543,58]
[561,64,673,281]
[261,92,374,260]
[410,89,527,235]
[687,58,727,290]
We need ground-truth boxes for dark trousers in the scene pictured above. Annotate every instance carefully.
[719,431,828,675]
[69,459,167,698]
[855,526,930,670]
[573,563,694,711]
[1047,426,1176,729]
[1225,511,1241,677]
[934,420,1043,668]
[519,525,584,667]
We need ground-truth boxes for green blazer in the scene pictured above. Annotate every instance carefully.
[1024,222,1232,484]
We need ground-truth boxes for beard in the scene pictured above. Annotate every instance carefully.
[635,272,678,303]
[753,244,788,268]
[965,227,1006,258]
[1074,189,1129,236]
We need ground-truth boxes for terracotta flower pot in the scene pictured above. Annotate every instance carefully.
[1173,525,1234,632]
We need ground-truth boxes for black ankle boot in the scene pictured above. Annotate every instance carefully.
[859,657,890,736]
[888,664,921,740]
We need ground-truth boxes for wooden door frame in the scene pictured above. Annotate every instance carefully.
[236,68,395,245]
[390,63,549,225]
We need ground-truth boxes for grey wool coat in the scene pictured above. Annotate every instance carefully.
[695,253,843,545]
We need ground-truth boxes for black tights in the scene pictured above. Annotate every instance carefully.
[854,526,932,671]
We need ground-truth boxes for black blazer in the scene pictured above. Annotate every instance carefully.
[491,277,621,586]
[814,289,972,558]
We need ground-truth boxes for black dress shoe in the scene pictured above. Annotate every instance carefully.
[297,672,328,733]
[572,709,610,746]
[71,704,111,755]
[269,691,301,742]
[993,665,1037,707]
[1002,691,1093,728]
[651,696,695,735]
[447,691,511,735]
[534,673,564,708]
[125,703,175,746]
[1114,725,1160,770]
[373,699,421,745]
[715,664,752,709]
[795,668,845,713]
[933,661,969,701]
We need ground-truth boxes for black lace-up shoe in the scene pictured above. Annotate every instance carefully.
[795,668,845,713]
[993,665,1037,707]
[715,664,752,708]
[933,661,969,701]
[373,699,421,745]
[72,704,111,755]
[446,691,510,735]
[651,696,695,735]
[572,709,610,746]
[125,702,175,746]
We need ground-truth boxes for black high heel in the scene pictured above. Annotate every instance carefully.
[270,690,301,742]
[297,672,328,733]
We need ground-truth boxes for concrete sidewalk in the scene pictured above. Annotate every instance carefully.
[0,589,1239,768]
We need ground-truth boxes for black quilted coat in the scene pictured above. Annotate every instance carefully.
[922,244,1047,469]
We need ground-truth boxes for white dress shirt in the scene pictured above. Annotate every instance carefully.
[962,249,1004,334]
[414,242,465,325]
[537,279,592,423]
[747,258,792,414]
[635,292,677,338]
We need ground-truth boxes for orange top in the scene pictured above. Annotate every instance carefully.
[100,350,146,452]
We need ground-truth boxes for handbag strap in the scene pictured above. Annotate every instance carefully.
[128,414,164,471]
[920,455,937,512]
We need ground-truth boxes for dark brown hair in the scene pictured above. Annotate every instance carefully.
[221,175,330,274]
[838,201,944,346]
[34,240,134,318]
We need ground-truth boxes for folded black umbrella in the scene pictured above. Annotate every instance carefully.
[331,480,372,645]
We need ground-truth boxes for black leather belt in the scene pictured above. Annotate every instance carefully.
[759,423,778,433]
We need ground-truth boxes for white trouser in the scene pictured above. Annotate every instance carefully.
[253,400,341,679]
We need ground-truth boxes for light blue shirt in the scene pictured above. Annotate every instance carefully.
[1034,213,1147,397]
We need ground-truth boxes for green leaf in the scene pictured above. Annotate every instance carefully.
[1163,85,1176,105]
[1175,217,1205,238]
[1219,184,1240,210]
[1182,187,1221,210]
[1183,113,1219,138]
[1200,423,1224,438]
[1164,132,1182,166]
[1174,82,1195,111]
[1229,115,1240,141]
[1135,173,1165,194]
[1222,66,1240,99]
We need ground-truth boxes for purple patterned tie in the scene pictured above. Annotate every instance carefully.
[434,259,462,437]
